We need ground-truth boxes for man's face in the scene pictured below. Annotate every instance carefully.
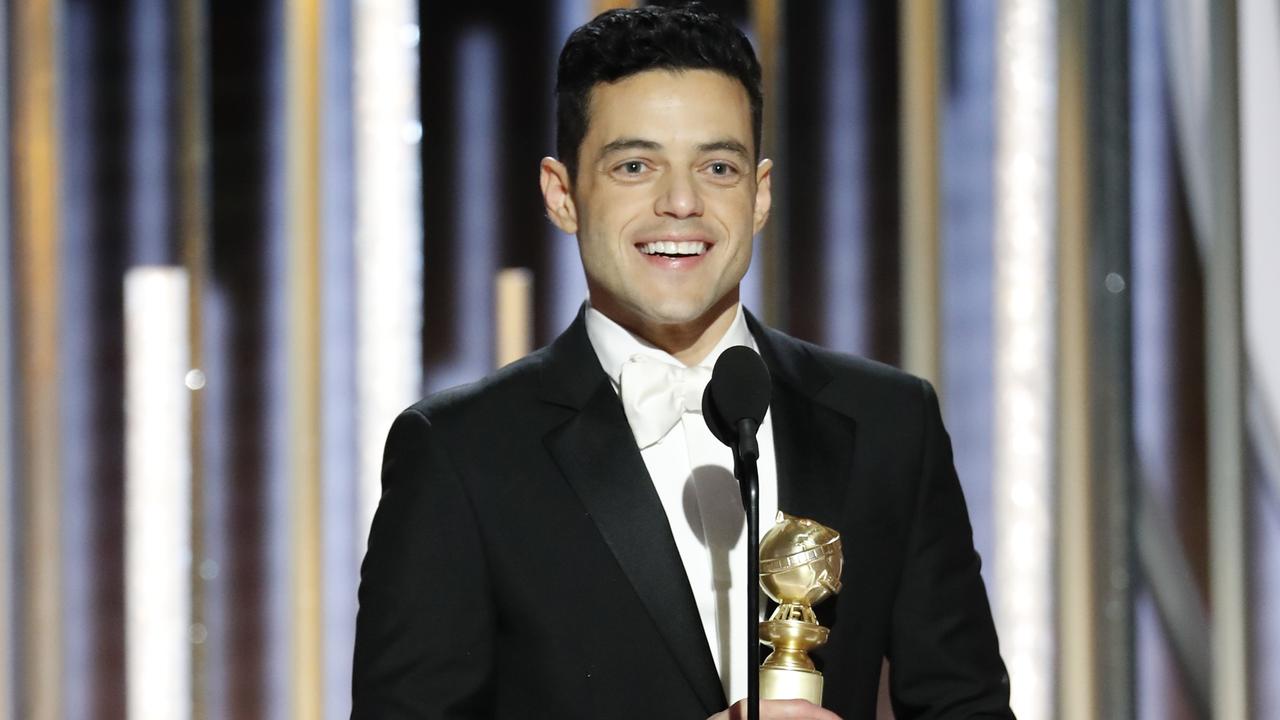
[542,69,772,333]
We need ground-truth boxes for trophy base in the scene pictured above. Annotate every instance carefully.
[760,665,823,705]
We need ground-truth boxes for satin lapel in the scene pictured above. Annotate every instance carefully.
[747,315,857,533]
[541,314,726,715]
[769,377,857,534]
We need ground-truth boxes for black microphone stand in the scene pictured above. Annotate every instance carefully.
[703,346,771,720]
[732,419,761,720]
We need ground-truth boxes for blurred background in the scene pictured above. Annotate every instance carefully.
[2,0,1278,718]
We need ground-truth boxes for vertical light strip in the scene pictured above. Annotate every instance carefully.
[822,0,866,354]
[124,268,193,720]
[495,268,534,368]
[993,1,1057,718]
[177,0,211,714]
[127,0,173,266]
[1206,0,1250,717]
[939,0,998,590]
[1240,0,1280,497]
[1054,1,1096,717]
[320,2,358,716]
[286,0,325,717]
[1127,5,1173,717]
[900,0,943,388]
[547,0,593,333]
[57,7,97,716]
[547,1,587,334]
[543,0,586,331]
[12,1,63,717]
[749,0,785,327]
[1241,34,1280,718]
[0,0,14,714]
[353,0,423,551]
[427,29,499,394]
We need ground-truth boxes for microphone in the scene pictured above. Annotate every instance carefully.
[702,345,771,465]
[702,345,770,720]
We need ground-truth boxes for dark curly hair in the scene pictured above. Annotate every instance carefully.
[555,4,763,180]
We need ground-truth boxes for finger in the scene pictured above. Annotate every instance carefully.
[724,697,845,720]
[758,698,843,720]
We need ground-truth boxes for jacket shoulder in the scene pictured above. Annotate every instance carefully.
[807,340,925,393]
[758,326,933,423]
[404,344,554,430]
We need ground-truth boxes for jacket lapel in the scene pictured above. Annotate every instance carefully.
[539,311,727,714]
[748,315,857,534]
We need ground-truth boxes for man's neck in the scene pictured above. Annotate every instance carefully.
[594,294,740,367]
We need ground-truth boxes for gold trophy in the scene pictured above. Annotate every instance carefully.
[758,513,843,704]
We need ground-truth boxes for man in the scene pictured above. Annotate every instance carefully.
[353,6,1013,719]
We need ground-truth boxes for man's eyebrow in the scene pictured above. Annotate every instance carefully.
[599,138,662,156]
[697,140,750,157]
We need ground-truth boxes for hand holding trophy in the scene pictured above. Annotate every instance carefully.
[758,513,844,704]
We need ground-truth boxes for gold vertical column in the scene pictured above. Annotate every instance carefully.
[286,0,324,718]
[894,8,943,714]
[1055,1,1097,717]
[494,269,534,368]
[12,1,62,718]
[899,0,942,389]
[750,0,785,327]
[178,0,211,715]
[0,0,13,714]
[591,0,634,15]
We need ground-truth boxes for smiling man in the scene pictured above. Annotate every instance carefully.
[353,6,1014,720]
[539,66,767,367]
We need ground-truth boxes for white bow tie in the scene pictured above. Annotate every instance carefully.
[619,354,713,449]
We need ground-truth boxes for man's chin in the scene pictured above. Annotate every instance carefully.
[632,299,735,330]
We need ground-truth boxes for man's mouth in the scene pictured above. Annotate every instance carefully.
[637,240,709,258]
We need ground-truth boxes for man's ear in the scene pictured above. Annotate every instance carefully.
[752,158,773,235]
[540,157,578,234]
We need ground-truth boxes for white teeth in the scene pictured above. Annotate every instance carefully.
[639,241,707,256]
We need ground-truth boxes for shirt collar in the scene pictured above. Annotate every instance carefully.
[584,301,758,390]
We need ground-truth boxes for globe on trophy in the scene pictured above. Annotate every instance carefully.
[758,512,844,704]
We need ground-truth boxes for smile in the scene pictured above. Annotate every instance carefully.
[637,240,709,257]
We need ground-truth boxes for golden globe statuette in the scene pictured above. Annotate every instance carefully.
[758,513,843,704]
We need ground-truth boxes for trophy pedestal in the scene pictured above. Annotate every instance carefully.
[760,665,823,704]
[759,616,829,704]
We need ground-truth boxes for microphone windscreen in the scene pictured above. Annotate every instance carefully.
[702,345,771,446]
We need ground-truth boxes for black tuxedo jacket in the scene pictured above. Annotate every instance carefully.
[353,310,1014,719]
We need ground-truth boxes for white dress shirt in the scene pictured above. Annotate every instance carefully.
[585,303,778,704]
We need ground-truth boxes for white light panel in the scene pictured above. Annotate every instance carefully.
[124,267,192,720]
[354,0,424,547]
[993,1,1057,718]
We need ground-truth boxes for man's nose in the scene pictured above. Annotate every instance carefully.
[654,170,704,218]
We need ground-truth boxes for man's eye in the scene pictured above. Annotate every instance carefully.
[708,162,737,176]
[620,161,645,174]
